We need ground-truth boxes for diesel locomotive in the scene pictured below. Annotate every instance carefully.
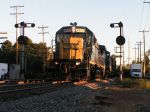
[49,23,106,81]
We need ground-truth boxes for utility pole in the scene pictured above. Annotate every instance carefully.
[38,25,49,43]
[136,41,142,63]
[127,40,131,65]
[38,25,49,73]
[133,47,137,63]
[135,43,140,63]
[139,30,149,77]
[10,5,24,64]
[123,45,125,67]
[143,1,150,77]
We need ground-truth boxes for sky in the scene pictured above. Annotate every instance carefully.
[0,0,150,64]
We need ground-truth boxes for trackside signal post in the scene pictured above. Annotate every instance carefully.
[110,22,125,81]
[15,22,35,80]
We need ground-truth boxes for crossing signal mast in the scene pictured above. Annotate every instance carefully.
[15,22,35,80]
[110,21,126,81]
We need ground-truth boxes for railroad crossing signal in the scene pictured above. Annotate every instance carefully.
[18,35,28,45]
[110,21,125,81]
[15,22,35,45]
[15,22,35,28]
[116,36,125,45]
[15,21,35,80]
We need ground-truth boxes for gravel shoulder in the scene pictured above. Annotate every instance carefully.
[0,80,150,112]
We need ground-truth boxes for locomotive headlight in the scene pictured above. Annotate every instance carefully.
[76,61,80,65]
[55,61,59,65]
[72,26,76,33]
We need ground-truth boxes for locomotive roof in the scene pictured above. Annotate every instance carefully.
[99,45,106,51]
[56,26,94,34]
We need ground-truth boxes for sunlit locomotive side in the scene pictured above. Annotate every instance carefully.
[50,23,105,81]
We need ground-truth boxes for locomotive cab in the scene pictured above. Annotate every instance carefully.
[55,33,84,60]
[49,24,106,81]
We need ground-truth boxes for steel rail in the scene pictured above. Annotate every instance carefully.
[0,82,53,94]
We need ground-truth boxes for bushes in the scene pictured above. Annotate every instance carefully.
[117,78,150,89]
[120,79,134,88]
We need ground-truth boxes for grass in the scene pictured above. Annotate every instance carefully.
[116,78,150,89]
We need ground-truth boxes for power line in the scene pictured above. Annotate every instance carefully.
[0,32,7,34]
[10,5,24,64]
[138,1,145,31]
[0,32,7,46]
[141,1,150,29]
[0,32,7,40]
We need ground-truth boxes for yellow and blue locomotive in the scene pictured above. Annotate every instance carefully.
[49,23,105,81]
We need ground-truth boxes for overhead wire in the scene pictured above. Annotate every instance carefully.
[138,0,145,31]
[144,3,150,29]
[132,1,145,61]
[138,1,150,55]
[143,3,150,51]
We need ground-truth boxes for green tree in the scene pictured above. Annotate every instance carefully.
[145,50,150,74]
[24,40,47,78]
[0,40,15,64]
[0,38,48,79]
[1,40,12,50]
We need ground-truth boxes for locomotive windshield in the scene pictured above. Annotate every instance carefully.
[56,33,86,43]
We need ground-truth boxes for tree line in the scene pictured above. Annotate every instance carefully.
[0,39,50,79]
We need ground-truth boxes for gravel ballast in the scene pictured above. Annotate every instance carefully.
[0,85,99,112]
[0,81,150,112]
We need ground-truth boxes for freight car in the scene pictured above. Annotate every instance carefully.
[48,23,105,81]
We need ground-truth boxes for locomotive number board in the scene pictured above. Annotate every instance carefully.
[76,28,86,33]
[63,28,86,33]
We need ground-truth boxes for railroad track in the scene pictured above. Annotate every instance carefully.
[0,81,76,102]
[0,80,102,102]
[0,79,109,94]
[0,82,54,94]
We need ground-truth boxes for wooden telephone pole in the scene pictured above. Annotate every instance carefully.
[38,25,49,43]
[10,5,24,64]
[139,30,149,77]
